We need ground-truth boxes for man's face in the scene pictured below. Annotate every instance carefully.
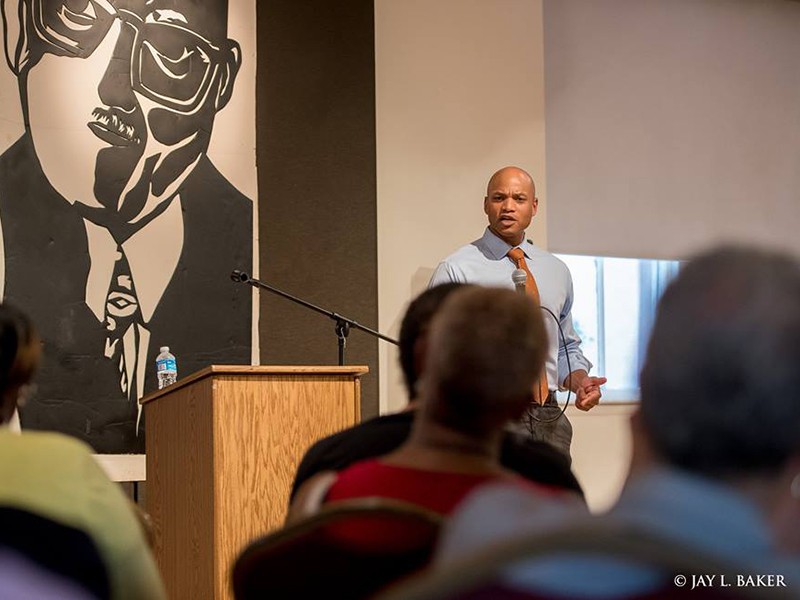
[484,169,537,245]
[19,0,239,224]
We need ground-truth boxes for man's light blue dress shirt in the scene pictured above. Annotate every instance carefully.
[436,467,800,596]
[429,228,592,390]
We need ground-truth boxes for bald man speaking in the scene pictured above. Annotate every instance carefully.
[428,167,605,457]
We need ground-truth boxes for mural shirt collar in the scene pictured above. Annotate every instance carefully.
[83,196,184,323]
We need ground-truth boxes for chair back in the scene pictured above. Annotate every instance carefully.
[378,519,800,600]
[0,506,110,599]
[232,498,443,600]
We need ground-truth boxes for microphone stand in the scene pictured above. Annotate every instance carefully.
[231,270,399,366]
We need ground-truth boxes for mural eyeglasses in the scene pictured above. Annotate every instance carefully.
[29,0,226,114]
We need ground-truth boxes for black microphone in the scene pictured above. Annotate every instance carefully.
[512,268,527,293]
[231,269,250,283]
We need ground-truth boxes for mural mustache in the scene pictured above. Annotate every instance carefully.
[90,107,141,146]
[0,0,253,453]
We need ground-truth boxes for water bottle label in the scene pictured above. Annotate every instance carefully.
[157,359,177,372]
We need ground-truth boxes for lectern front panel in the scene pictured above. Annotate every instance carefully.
[143,366,365,600]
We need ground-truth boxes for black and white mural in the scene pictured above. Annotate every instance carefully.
[0,0,255,453]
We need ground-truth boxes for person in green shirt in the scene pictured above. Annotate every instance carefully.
[0,304,166,600]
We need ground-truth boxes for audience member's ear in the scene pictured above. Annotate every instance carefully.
[286,471,338,525]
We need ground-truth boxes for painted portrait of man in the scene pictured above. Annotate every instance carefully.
[0,0,253,453]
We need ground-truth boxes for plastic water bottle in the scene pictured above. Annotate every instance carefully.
[156,346,178,389]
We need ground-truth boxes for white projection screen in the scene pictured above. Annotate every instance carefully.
[544,0,800,260]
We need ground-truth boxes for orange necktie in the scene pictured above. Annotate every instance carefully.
[507,247,550,405]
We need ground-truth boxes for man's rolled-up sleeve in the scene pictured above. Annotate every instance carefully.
[557,274,593,385]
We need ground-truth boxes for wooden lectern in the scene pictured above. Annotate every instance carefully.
[140,365,367,600]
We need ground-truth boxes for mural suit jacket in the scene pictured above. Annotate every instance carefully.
[0,133,252,453]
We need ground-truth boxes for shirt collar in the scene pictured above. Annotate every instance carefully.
[481,227,534,261]
[83,197,184,324]
[612,466,774,561]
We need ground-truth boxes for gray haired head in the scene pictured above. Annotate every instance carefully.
[640,245,800,477]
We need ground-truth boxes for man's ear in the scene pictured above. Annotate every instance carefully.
[483,196,490,215]
[2,0,29,76]
[531,196,539,217]
[215,39,241,111]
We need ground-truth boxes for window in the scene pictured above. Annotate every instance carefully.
[554,254,681,401]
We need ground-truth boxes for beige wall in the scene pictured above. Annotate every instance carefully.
[375,0,632,512]
[217,0,260,365]
[568,403,635,512]
[375,0,548,414]
[544,0,800,260]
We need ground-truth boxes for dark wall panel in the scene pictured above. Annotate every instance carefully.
[257,0,379,418]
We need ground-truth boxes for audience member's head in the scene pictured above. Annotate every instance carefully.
[637,246,800,551]
[399,283,473,400]
[0,305,40,425]
[419,287,547,438]
[0,304,165,598]
[639,246,800,477]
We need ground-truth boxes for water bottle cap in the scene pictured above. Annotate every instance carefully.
[160,346,169,353]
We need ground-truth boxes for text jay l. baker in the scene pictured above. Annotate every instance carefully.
[691,575,786,589]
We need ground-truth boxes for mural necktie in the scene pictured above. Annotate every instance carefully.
[102,247,150,429]
[507,248,550,405]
